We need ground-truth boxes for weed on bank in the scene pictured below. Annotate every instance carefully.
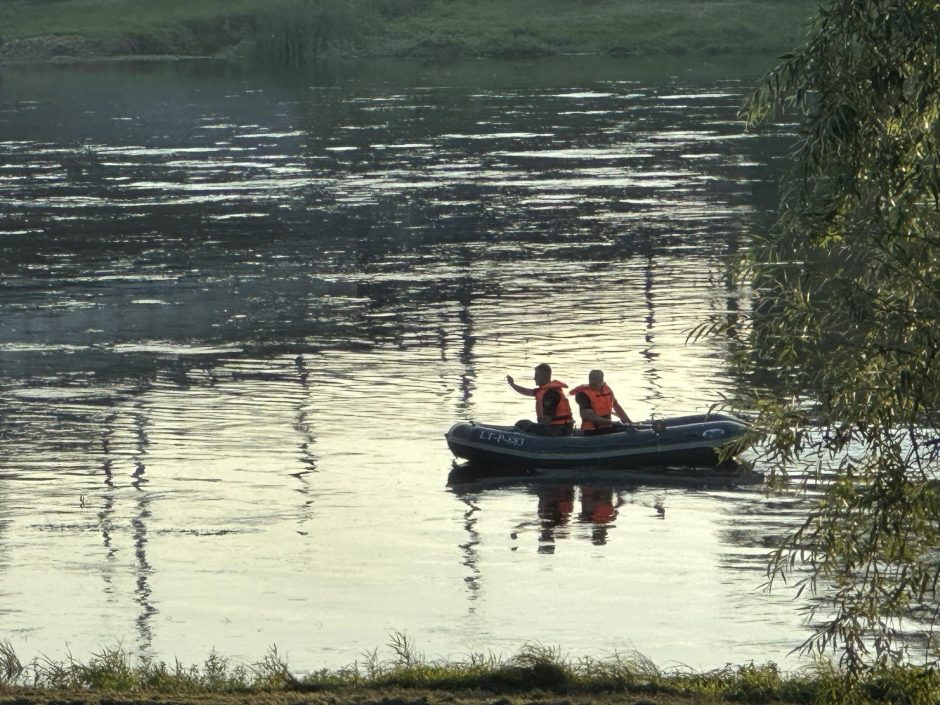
[3,637,940,705]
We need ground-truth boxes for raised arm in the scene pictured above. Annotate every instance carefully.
[506,375,536,397]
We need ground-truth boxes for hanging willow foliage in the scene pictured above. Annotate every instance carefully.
[708,0,940,675]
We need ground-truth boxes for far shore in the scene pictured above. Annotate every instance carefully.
[0,0,820,66]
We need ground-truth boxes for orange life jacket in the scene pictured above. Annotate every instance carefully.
[535,380,573,426]
[580,486,618,523]
[570,383,615,431]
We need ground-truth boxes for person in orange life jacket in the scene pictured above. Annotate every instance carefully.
[505,362,574,436]
[570,369,632,435]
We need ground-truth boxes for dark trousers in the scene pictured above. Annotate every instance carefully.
[583,422,630,436]
[514,420,574,437]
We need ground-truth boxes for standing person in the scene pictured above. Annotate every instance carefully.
[569,369,632,435]
[506,362,574,436]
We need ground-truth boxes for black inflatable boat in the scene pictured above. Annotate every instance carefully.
[445,413,752,471]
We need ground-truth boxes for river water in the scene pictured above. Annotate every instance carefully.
[0,55,813,672]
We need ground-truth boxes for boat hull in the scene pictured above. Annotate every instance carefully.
[445,413,751,471]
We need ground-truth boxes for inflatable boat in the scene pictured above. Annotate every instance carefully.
[445,413,752,471]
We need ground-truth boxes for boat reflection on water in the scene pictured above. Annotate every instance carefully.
[446,457,764,490]
[447,459,764,559]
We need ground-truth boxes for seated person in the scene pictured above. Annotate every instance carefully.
[505,362,574,436]
[570,369,632,435]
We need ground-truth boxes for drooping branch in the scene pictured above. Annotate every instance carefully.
[733,0,940,673]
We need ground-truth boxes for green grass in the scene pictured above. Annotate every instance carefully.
[3,636,940,705]
[0,0,822,63]
[367,0,820,57]
[0,0,261,39]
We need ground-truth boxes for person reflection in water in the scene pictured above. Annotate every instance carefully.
[536,485,574,554]
[506,363,574,436]
[580,485,621,546]
[570,369,632,435]
[533,484,621,549]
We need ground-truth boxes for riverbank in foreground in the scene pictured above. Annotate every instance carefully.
[0,688,810,705]
[0,688,811,705]
[2,642,939,705]
[3,670,939,705]
[0,0,820,64]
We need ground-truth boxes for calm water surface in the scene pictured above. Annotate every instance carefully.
[0,56,811,671]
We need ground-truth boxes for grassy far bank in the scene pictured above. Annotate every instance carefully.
[0,0,822,64]
[2,639,940,705]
